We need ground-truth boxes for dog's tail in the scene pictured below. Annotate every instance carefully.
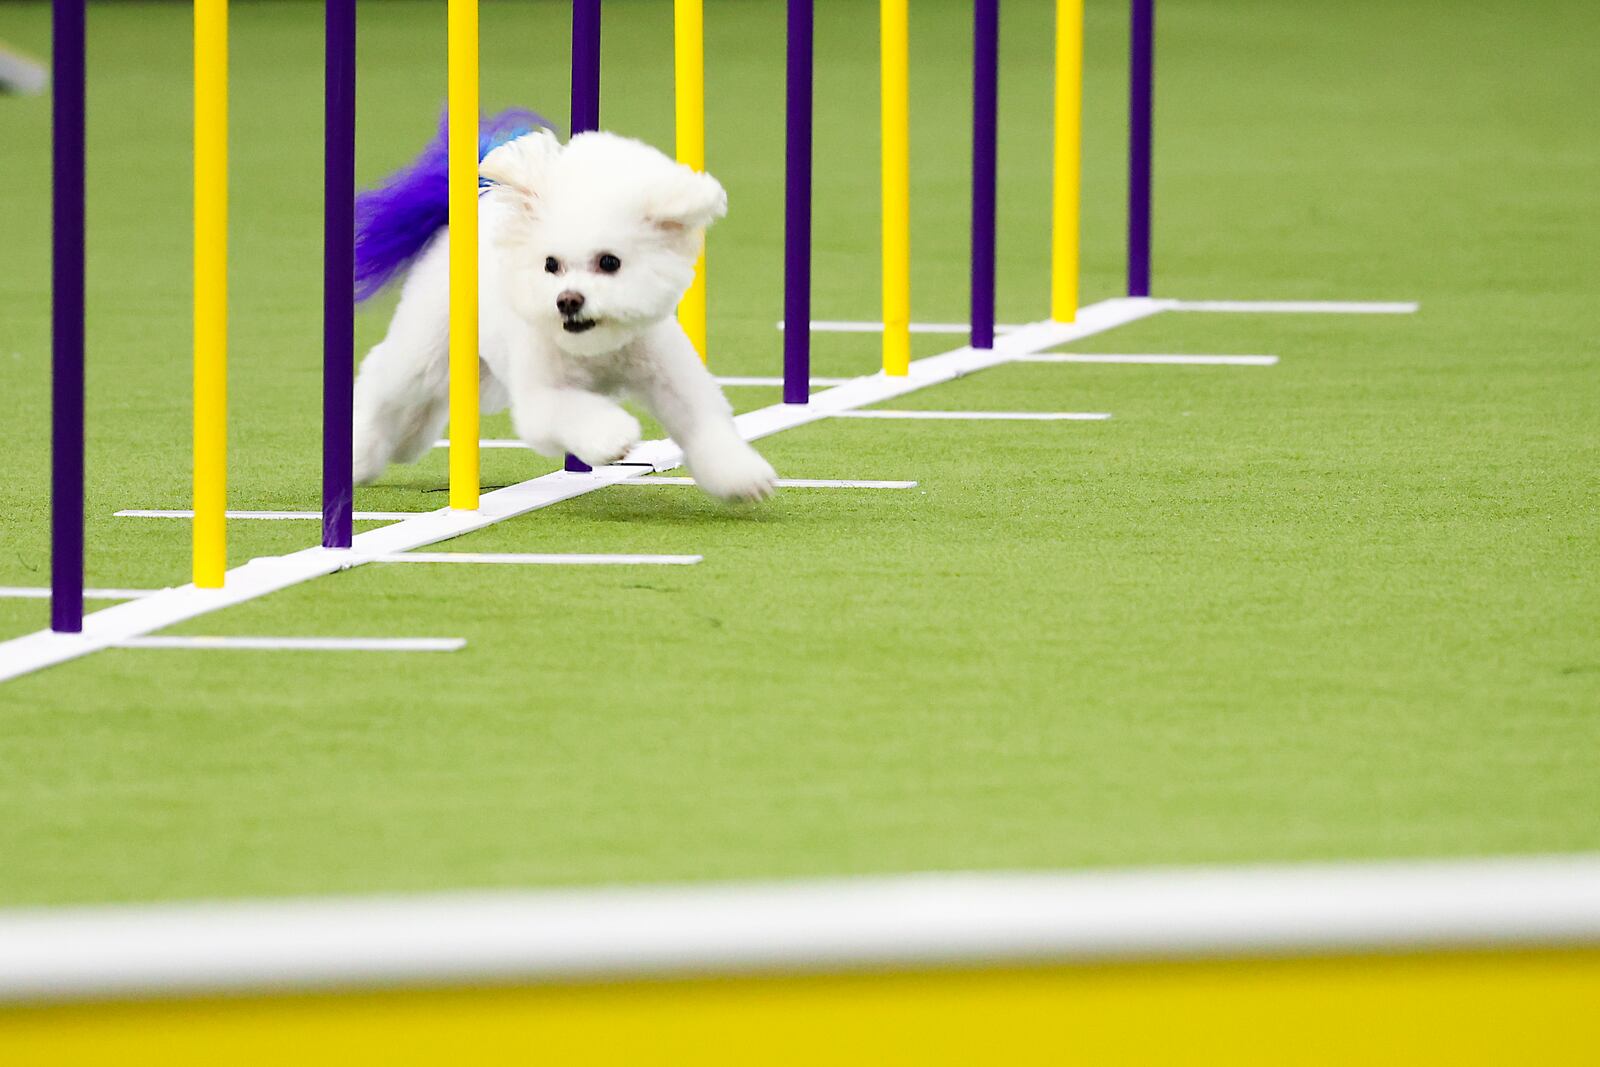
[354,107,550,302]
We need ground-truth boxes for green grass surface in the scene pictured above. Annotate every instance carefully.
[0,0,1596,907]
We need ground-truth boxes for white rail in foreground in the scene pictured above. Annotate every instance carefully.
[0,853,1591,1003]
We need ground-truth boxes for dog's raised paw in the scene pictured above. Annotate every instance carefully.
[566,408,642,467]
[691,446,778,503]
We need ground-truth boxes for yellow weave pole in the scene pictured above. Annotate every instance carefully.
[447,0,479,510]
[1049,0,1083,322]
[675,0,708,361]
[880,0,910,376]
[192,0,228,587]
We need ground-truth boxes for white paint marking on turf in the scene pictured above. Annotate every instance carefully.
[777,320,1025,334]
[369,552,702,566]
[1015,353,1279,366]
[715,375,851,387]
[1170,300,1419,314]
[622,477,918,489]
[117,636,465,653]
[0,853,1596,1002]
[433,439,536,449]
[116,509,424,521]
[0,297,1180,684]
[833,410,1111,421]
[0,587,160,601]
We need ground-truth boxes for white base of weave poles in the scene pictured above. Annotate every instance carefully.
[0,296,1415,684]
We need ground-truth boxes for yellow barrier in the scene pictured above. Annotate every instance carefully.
[4,948,1597,1064]
[446,0,479,510]
[880,0,910,376]
[1050,0,1082,323]
[192,0,228,587]
[675,0,708,361]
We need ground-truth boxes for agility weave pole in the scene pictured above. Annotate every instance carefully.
[447,0,480,506]
[969,0,999,350]
[1,856,1597,1061]
[1127,0,1154,296]
[322,0,356,549]
[782,0,814,405]
[563,0,604,474]
[192,0,228,588]
[49,0,85,633]
[1051,0,1083,322]
[880,0,910,376]
[675,0,708,360]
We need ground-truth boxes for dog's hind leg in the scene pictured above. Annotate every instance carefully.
[352,239,451,483]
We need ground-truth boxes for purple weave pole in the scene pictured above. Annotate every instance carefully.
[51,0,86,633]
[969,0,998,350]
[1127,0,1154,297]
[782,0,813,405]
[322,0,356,548]
[566,0,602,470]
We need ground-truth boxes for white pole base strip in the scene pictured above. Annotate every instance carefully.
[0,854,1596,1003]
[1015,353,1278,366]
[0,297,1180,685]
[116,636,465,652]
[368,552,702,566]
[832,410,1111,421]
[624,478,918,489]
[1170,299,1419,314]
[117,510,426,521]
[0,587,160,601]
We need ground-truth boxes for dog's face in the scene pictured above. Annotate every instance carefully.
[481,130,726,356]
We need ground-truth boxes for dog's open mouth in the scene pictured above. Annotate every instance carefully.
[562,317,598,334]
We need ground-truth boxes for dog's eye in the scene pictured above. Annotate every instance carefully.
[544,256,560,274]
[596,253,622,274]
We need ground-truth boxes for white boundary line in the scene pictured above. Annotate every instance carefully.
[833,410,1111,422]
[370,552,702,566]
[434,439,534,450]
[117,509,423,521]
[0,587,159,601]
[117,636,465,653]
[0,854,1594,1003]
[4,295,1411,685]
[625,477,918,489]
[1015,353,1278,366]
[1170,299,1418,314]
[779,300,1418,334]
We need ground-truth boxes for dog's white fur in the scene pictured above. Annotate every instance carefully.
[351,129,778,502]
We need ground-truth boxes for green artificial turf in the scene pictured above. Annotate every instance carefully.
[0,0,1596,906]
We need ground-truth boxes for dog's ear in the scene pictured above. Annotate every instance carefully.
[646,165,727,234]
[479,129,561,204]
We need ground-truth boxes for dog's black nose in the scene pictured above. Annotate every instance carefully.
[556,291,585,317]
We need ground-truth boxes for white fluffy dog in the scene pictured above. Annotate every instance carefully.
[351,127,777,502]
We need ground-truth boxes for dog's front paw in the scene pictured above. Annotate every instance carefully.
[565,407,642,467]
[690,443,778,503]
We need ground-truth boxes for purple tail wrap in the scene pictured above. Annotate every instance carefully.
[353,108,549,302]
